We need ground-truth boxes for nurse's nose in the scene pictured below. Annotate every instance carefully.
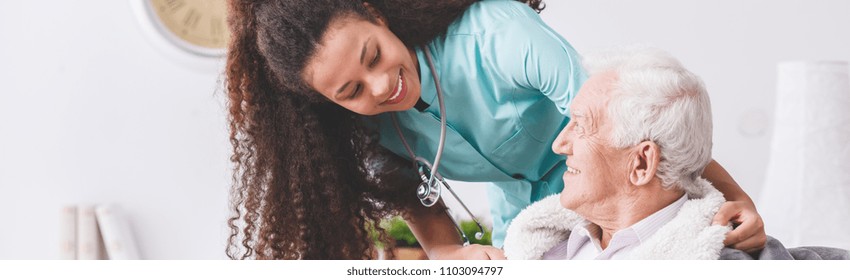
[365,71,391,100]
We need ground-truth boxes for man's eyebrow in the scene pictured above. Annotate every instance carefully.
[571,109,584,118]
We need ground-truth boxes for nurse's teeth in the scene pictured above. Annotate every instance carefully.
[386,72,403,103]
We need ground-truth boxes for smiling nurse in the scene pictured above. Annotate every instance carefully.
[224,0,766,259]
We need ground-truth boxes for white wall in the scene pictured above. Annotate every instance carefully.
[1,0,848,259]
[0,1,231,259]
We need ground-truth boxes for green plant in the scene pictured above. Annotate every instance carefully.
[384,216,419,247]
[371,216,493,248]
[460,220,492,246]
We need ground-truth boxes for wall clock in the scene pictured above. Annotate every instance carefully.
[134,0,229,57]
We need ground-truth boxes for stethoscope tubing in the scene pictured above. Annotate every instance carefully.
[424,47,448,190]
[389,47,485,245]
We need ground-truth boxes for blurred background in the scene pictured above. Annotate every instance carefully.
[1,0,848,259]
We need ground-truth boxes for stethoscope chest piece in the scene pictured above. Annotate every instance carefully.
[416,180,440,207]
[416,165,441,207]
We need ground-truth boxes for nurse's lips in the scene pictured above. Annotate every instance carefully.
[382,69,406,105]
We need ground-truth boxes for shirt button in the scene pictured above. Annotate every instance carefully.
[512,174,525,180]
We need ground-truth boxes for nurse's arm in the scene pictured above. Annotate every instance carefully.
[703,159,767,253]
[406,205,506,260]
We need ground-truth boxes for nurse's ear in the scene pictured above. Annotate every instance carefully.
[362,2,388,26]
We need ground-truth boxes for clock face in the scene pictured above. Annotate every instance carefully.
[147,0,229,56]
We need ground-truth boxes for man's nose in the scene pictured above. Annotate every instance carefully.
[552,124,573,155]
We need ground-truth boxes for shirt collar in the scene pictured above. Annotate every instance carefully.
[565,221,596,258]
[414,45,439,108]
[564,193,689,259]
[630,193,689,243]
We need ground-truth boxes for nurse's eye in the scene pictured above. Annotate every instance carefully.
[348,84,362,99]
[369,47,381,68]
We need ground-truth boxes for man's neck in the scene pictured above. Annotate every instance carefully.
[586,186,685,249]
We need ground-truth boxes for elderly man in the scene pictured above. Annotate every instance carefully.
[502,46,850,260]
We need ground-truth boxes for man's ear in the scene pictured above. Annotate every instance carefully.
[361,2,387,26]
[629,141,660,186]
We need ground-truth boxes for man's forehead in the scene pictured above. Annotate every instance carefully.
[573,71,617,110]
[588,71,618,94]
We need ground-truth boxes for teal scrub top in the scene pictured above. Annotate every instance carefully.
[368,0,586,247]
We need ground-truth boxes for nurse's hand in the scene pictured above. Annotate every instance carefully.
[712,200,766,254]
[429,244,506,260]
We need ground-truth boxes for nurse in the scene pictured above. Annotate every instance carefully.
[224,0,765,259]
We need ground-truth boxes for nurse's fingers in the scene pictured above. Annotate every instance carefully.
[715,201,766,252]
[485,247,506,260]
[725,214,766,252]
[446,244,505,260]
[711,201,741,228]
[730,232,768,255]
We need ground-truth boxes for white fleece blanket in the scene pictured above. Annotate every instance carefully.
[503,178,731,260]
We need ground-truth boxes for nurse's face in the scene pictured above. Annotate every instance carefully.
[303,15,421,116]
[552,71,632,215]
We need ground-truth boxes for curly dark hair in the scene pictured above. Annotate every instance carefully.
[371,0,545,47]
[224,0,545,260]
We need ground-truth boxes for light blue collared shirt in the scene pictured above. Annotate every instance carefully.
[369,0,585,247]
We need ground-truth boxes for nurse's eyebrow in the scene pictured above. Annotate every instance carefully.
[335,81,351,95]
[359,37,371,65]
[335,37,373,96]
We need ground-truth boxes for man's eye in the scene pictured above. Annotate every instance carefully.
[370,48,380,67]
[575,124,585,134]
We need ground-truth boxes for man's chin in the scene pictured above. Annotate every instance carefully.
[559,194,576,210]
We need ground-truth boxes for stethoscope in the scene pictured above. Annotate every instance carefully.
[390,47,485,245]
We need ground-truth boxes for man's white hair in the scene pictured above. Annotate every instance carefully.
[582,45,713,194]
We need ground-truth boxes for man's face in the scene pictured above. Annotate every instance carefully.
[552,71,633,216]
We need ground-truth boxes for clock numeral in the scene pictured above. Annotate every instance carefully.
[149,0,229,49]
[211,17,223,37]
[165,0,184,14]
[183,9,201,29]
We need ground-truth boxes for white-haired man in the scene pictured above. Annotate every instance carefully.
[502,47,849,260]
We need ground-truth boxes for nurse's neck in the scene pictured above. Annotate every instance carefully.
[409,47,429,112]
[408,47,420,82]
[414,97,430,112]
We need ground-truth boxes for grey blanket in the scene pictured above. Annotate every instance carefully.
[720,236,850,260]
